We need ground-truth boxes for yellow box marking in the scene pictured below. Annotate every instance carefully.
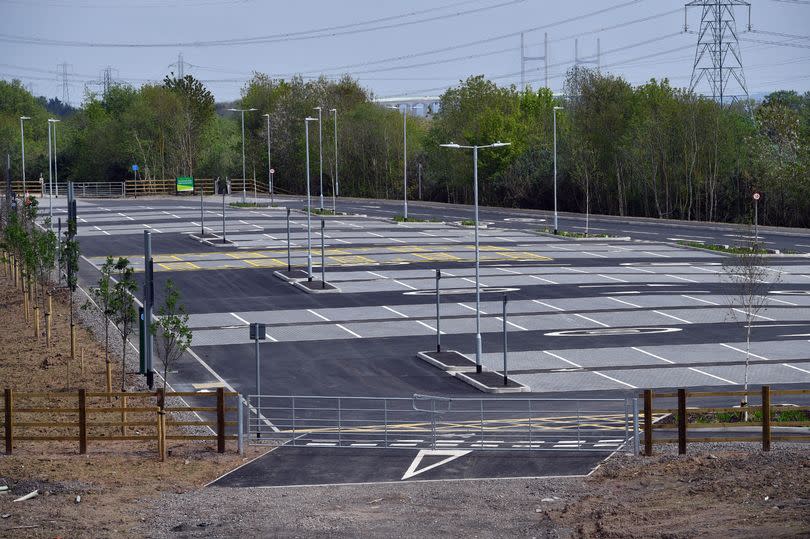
[330,255,377,265]
[388,245,429,253]
[413,252,462,262]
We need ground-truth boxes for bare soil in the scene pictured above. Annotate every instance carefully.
[1,270,809,538]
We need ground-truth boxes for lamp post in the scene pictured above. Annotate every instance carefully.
[228,107,257,203]
[440,141,511,373]
[262,113,272,204]
[390,105,409,220]
[314,106,324,210]
[47,118,61,228]
[329,108,338,214]
[305,117,318,281]
[19,116,30,193]
[553,106,563,234]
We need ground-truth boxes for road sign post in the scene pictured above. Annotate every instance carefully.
[222,185,227,244]
[502,294,509,386]
[269,168,275,206]
[320,219,326,288]
[753,192,761,246]
[131,164,138,199]
[286,207,292,272]
[435,269,442,352]
[250,322,267,438]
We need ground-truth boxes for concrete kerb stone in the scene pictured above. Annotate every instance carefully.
[667,240,810,258]
[273,269,310,283]
[416,351,477,372]
[453,370,531,394]
[291,279,340,294]
[533,230,631,241]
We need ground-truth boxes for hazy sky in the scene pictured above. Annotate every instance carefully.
[1,0,808,105]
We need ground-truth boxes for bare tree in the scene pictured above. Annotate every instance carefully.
[110,258,138,391]
[151,279,192,390]
[722,230,781,409]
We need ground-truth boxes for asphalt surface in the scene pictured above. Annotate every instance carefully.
[41,193,810,486]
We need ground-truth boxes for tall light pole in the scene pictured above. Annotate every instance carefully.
[228,107,257,202]
[305,117,318,281]
[19,116,30,193]
[389,105,409,219]
[262,113,272,204]
[314,106,324,210]
[329,108,338,214]
[553,106,563,234]
[47,118,61,228]
[440,141,511,373]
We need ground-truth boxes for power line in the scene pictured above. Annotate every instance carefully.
[0,0,529,48]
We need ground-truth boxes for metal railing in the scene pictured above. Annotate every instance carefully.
[247,394,638,453]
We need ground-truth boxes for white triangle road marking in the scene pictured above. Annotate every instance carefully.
[401,449,471,480]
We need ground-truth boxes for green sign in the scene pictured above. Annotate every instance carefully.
[176,176,194,192]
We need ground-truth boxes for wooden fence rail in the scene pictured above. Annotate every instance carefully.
[1,387,242,460]
[642,386,810,456]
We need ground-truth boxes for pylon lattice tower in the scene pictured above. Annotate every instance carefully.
[685,0,751,105]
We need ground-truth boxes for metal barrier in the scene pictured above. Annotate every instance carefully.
[41,182,125,198]
[247,394,637,453]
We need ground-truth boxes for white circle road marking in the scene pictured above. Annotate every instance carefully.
[544,327,682,337]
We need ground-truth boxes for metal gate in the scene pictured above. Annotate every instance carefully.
[247,394,638,453]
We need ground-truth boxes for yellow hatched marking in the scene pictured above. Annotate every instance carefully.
[247,251,268,258]
[245,258,286,268]
[388,245,430,253]
[413,252,462,262]
[324,249,352,256]
[330,255,377,265]
[158,262,201,271]
[506,251,552,261]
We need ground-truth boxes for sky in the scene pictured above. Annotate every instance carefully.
[1,0,809,106]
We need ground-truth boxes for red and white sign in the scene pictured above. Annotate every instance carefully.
[753,192,761,201]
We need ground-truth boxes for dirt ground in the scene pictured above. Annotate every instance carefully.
[1,269,809,538]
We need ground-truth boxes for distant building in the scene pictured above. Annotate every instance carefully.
[374,96,441,117]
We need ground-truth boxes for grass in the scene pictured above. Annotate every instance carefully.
[228,202,270,208]
[666,408,810,425]
[460,219,477,226]
[306,207,338,216]
[540,228,609,238]
[393,215,438,223]
[676,240,769,254]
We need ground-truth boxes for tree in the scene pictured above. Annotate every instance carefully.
[86,256,117,394]
[722,231,781,410]
[109,257,138,391]
[151,279,192,391]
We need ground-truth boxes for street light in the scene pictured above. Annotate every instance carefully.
[305,117,318,281]
[439,141,511,373]
[262,113,272,205]
[314,106,324,210]
[553,106,563,234]
[329,108,338,214]
[47,118,61,228]
[19,116,30,193]
[227,107,257,202]
[390,105,408,220]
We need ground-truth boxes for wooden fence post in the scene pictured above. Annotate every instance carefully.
[4,388,13,454]
[156,388,166,462]
[677,388,687,455]
[216,387,226,454]
[121,395,127,437]
[78,388,87,455]
[762,385,771,452]
[643,389,653,456]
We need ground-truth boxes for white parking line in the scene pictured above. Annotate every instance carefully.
[652,310,693,324]
[574,313,610,328]
[768,297,798,306]
[367,271,388,279]
[458,302,486,315]
[497,267,522,275]
[307,309,330,322]
[336,324,362,338]
[367,232,384,238]
[564,267,587,273]
[598,274,628,283]
[627,266,655,274]
[530,275,558,285]
[416,320,444,334]
[583,251,608,259]
[682,294,719,306]
[544,351,583,368]
[383,305,409,318]
[732,308,775,321]
[230,313,250,325]
[632,347,735,384]
[666,274,698,283]
[533,300,565,312]
[720,343,770,361]
[461,277,488,287]
[691,265,720,274]
[394,279,417,290]
[494,317,529,331]
[608,297,642,308]
[643,251,671,258]
[782,364,810,375]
